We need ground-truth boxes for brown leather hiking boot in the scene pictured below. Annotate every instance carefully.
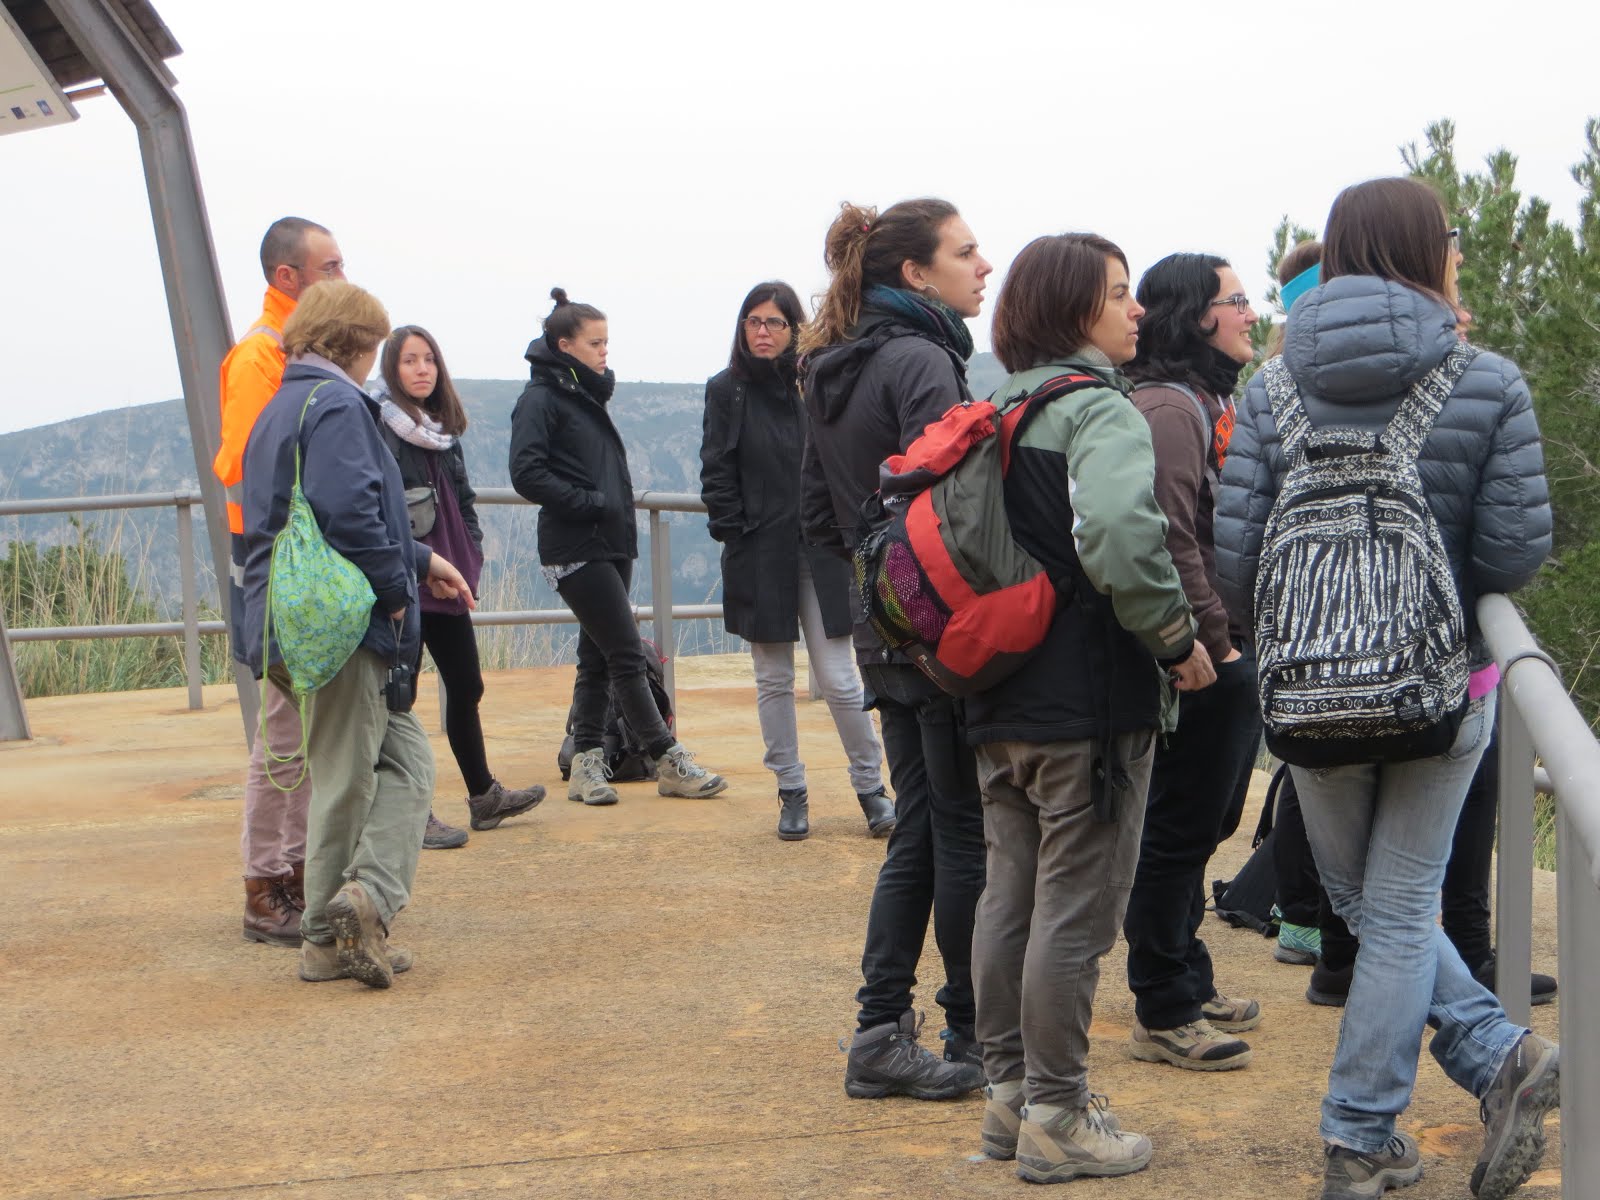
[243,876,302,947]
[284,863,305,909]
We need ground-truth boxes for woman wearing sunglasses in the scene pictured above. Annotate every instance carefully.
[1118,255,1263,1075]
[699,282,888,842]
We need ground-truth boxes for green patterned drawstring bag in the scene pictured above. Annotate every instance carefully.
[261,382,377,789]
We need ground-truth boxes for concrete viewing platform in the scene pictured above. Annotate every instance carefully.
[0,656,1563,1200]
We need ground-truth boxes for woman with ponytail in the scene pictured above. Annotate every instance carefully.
[510,289,727,804]
[800,199,991,1102]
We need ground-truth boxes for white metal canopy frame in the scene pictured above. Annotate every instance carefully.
[0,0,256,742]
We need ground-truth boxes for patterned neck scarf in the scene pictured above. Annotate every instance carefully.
[862,284,976,362]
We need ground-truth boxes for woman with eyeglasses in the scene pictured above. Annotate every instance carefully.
[699,282,888,842]
[1117,254,1263,1075]
[511,288,728,805]
[1216,177,1556,1200]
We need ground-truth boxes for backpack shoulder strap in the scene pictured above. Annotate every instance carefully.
[1259,357,1313,464]
[1381,343,1478,465]
[998,373,1103,469]
[1132,379,1210,429]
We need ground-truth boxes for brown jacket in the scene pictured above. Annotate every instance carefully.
[1131,382,1237,663]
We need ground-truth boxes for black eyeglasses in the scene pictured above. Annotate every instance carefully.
[1210,293,1253,315]
[743,316,790,333]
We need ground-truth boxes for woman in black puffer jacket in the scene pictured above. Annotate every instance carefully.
[510,289,726,805]
[1216,177,1555,1200]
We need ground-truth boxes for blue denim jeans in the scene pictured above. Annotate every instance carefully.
[1292,693,1525,1152]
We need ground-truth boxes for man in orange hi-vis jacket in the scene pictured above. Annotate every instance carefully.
[216,216,346,949]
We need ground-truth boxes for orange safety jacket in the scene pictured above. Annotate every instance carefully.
[214,287,295,534]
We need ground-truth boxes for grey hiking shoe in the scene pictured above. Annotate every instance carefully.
[983,1084,1121,1160]
[655,743,727,798]
[842,1010,983,1100]
[1130,1017,1252,1071]
[468,780,546,830]
[1201,990,1262,1032]
[1016,1101,1152,1183]
[1472,1032,1559,1199]
[422,810,468,849]
[323,880,393,990]
[1321,1132,1423,1199]
[299,937,413,983]
[567,748,619,806]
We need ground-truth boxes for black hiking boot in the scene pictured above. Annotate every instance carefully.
[777,787,809,841]
[843,1011,984,1100]
[856,787,896,838]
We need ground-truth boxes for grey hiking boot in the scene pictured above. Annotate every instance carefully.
[1201,990,1262,1032]
[1321,1132,1423,1199]
[1472,1032,1559,1199]
[299,937,413,983]
[1130,1018,1252,1071]
[856,787,896,837]
[985,1081,1123,1158]
[655,743,727,798]
[843,1010,983,1100]
[777,787,809,840]
[323,880,394,990]
[468,780,546,830]
[567,748,619,806]
[422,810,468,849]
[1015,1101,1152,1183]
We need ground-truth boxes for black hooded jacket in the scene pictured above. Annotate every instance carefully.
[508,337,637,564]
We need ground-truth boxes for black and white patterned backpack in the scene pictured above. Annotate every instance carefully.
[1253,345,1474,767]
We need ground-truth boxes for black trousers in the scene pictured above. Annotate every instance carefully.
[1123,651,1260,1030]
[856,662,986,1035]
[412,610,494,797]
[1273,773,1322,927]
[1287,727,1500,975]
[557,560,675,761]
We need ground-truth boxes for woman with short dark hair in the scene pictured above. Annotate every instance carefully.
[699,282,887,841]
[377,325,545,848]
[1216,176,1557,1200]
[968,232,1209,1183]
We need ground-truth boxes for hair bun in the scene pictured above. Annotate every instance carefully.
[549,287,569,307]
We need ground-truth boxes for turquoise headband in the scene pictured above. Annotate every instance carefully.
[1280,263,1320,313]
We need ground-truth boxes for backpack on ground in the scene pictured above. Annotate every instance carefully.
[557,638,674,782]
[852,373,1102,696]
[1252,346,1475,768]
[1211,764,1287,936]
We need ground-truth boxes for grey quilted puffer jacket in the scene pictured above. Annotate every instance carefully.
[1214,275,1551,662]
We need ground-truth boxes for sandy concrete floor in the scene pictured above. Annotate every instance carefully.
[0,656,1563,1200]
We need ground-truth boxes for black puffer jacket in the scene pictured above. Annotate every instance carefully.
[800,312,971,663]
[699,365,852,643]
[508,337,637,564]
[1215,275,1552,660]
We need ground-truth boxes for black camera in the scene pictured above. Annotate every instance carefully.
[384,662,414,714]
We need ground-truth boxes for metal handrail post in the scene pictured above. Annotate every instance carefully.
[649,510,675,705]
[1557,801,1600,1196]
[1494,695,1535,1028]
[175,495,202,710]
[0,598,31,742]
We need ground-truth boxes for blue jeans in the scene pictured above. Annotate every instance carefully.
[1293,692,1525,1153]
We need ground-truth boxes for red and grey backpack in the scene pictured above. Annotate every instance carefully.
[853,373,1101,696]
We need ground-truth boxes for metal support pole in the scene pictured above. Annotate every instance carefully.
[0,600,32,742]
[175,496,201,710]
[649,510,675,706]
[1494,692,1537,1028]
[43,0,257,743]
[1557,803,1600,1198]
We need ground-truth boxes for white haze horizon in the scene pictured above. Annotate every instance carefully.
[4,0,1598,438]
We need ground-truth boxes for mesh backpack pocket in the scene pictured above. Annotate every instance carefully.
[1253,348,1474,767]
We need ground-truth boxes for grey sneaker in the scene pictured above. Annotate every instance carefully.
[1130,1018,1252,1071]
[1471,1032,1559,1199]
[1015,1101,1152,1183]
[567,748,619,806]
[468,780,546,830]
[655,743,727,798]
[422,810,469,849]
[1201,990,1262,1032]
[299,937,413,982]
[1321,1132,1423,1199]
[323,880,393,990]
[842,1010,983,1100]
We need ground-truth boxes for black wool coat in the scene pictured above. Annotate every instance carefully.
[699,366,853,644]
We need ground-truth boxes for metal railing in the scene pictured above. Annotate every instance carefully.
[0,489,720,741]
[1481,592,1599,1199]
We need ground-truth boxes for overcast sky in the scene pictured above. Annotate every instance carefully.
[4,0,1598,438]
